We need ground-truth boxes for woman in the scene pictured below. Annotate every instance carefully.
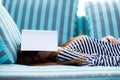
[17,35,120,66]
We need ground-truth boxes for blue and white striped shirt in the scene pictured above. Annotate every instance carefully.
[57,36,120,66]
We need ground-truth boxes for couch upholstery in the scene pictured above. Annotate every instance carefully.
[2,0,78,45]
[85,0,120,39]
[0,1,21,64]
[0,0,120,80]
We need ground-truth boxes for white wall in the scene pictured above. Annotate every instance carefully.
[77,0,86,16]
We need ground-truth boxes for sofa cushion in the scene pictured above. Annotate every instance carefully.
[85,0,120,39]
[2,0,78,45]
[0,4,21,64]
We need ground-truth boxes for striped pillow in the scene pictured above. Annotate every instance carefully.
[2,0,78,45]
[85,0,120,39]
[0,4,21,64]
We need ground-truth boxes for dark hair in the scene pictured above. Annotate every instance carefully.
[16,47,58,65]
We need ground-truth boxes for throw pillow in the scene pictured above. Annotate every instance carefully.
[2,0,78,45]
[0,4,21,64]
[85,0,120,39]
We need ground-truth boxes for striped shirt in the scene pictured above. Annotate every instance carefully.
[57,36,120,66]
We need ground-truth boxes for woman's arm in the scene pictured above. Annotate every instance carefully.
[94,55,120,66]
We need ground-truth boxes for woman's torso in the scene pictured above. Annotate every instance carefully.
[57,36,120,66]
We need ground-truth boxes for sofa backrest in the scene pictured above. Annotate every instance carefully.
[2,0,79,45]
[77,16,89,35]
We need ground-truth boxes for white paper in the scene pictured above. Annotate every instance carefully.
[21,30,58,51]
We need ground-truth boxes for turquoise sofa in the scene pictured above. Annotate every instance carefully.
[0,0,120,80]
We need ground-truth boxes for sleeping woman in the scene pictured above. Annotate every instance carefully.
[17,35,120,66]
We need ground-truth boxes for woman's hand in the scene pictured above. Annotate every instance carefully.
[101,36,118,44]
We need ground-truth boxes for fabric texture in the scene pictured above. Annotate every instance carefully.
[0,64,120,79]
[57,36,120,66]
[85,0,120,39]
[77,16,89,35]
[2,0,78,45]
[0,4,21,64]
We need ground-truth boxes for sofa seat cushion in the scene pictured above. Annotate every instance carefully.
[85,0,120,39]
[0,64,120,79]
[0,4,21,64]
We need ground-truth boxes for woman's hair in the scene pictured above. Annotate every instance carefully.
[16,35,86,65]
[60,36,81,47]
[16,49,58,65]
